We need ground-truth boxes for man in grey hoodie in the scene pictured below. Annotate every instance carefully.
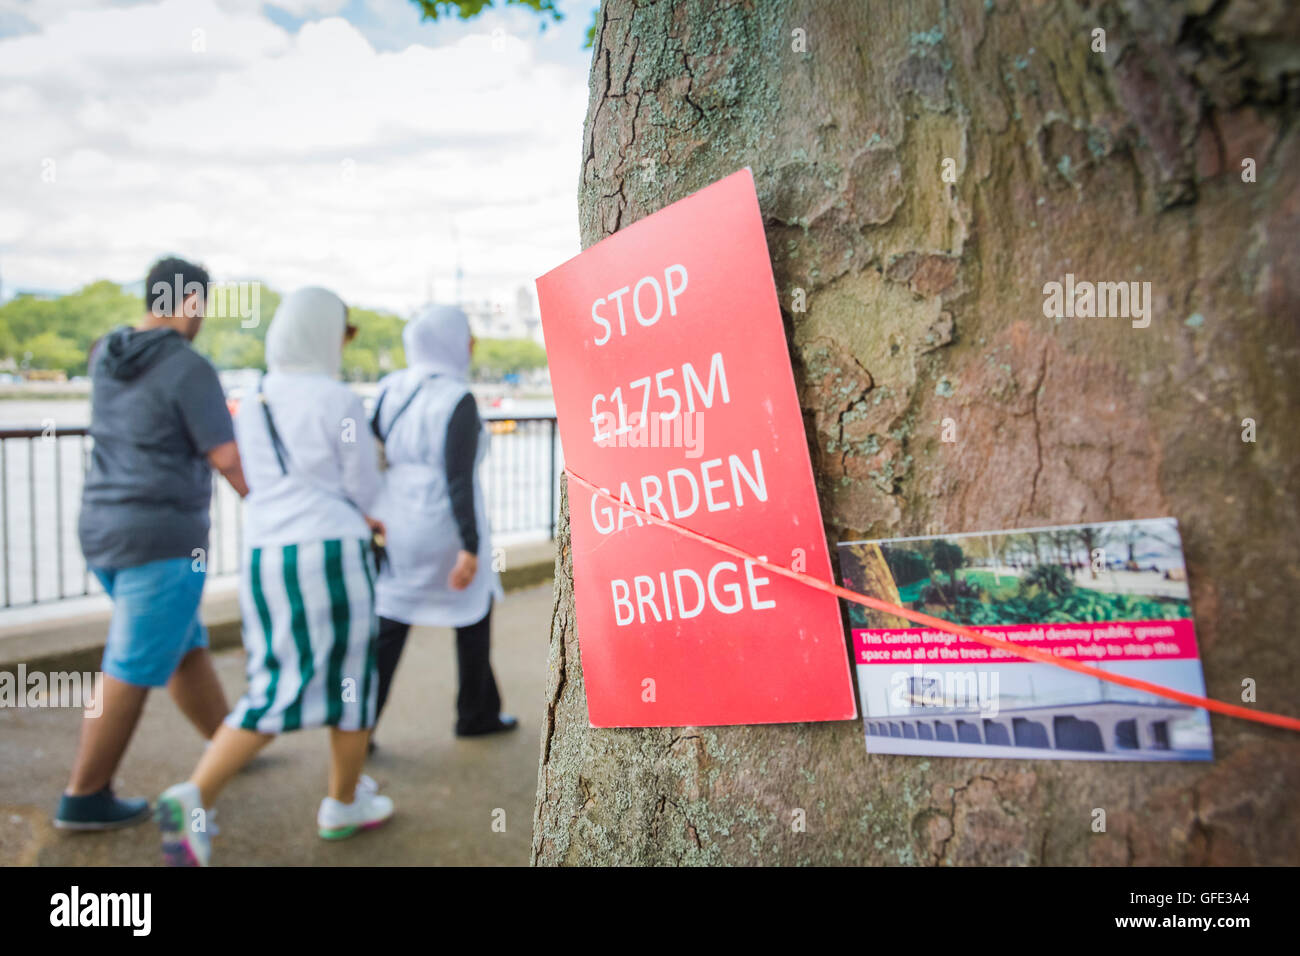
[55,257,249,831]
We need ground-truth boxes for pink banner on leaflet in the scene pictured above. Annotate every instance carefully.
[852,619,1200,665]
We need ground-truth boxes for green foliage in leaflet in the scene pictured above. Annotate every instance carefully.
[930,540,964,582]
[921,576,982,608]
[850,558,1192,629]
[955,569,1019,600]
[1020,563,1074,598]
[924,579,1191,628]
[882,546,930,586]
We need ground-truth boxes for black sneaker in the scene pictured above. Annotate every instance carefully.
[455,714,520,738]
[54,786,151,831]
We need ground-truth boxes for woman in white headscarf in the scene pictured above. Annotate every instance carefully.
[155,287,393,867]
[368,304,510,742]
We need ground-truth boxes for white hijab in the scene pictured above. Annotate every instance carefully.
[266,286,348,376]
[403,304,471,381]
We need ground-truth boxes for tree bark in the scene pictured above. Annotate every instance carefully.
[532,0,1300,865]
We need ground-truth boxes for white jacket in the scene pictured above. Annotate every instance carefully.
[238,288,379,549]
[371,307,502,627]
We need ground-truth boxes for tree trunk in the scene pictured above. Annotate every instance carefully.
[532,0,1300,865]
[840,542,911,630]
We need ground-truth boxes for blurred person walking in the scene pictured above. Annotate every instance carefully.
[156,287,392,866]
[57,257,247,832]
[368,305,512,743]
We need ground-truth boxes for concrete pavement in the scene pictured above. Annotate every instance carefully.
[0,581,553,867]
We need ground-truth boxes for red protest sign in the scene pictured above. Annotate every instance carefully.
[536,168,857,727]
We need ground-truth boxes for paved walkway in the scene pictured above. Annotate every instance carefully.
[0,583,552,866]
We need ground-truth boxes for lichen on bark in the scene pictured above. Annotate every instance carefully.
[533,0,1300,865]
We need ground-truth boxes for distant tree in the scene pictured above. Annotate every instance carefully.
[345,305,407,380]
[407,0,598,48]
[0,283,137,376]
[191,283,276,375]
[410,0,561,25]
[198,328,265,370]
[0,282,430,382]
[17,331,82,371]
[471,337,548,378]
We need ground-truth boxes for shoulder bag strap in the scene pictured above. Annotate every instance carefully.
[257,376,289,475]
[374,373,439,444]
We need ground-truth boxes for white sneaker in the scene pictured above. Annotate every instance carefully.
[317,774,393,840]
[156,781,213,867]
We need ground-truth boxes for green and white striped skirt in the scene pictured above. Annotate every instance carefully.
[227,538,379,734]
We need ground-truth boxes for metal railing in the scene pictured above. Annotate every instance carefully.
[0,412,560,609]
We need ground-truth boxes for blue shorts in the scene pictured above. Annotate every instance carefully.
[93,557,209,688]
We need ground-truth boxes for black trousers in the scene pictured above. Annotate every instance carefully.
[374,606,501,735]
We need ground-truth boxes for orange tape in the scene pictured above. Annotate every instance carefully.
[565,468,1300,733]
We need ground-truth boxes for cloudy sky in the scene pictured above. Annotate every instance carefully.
[0,0,596,314]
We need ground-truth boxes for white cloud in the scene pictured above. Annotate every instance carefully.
[0,0,591,313]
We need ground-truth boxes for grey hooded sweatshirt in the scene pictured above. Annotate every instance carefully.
[78,326,234,569]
